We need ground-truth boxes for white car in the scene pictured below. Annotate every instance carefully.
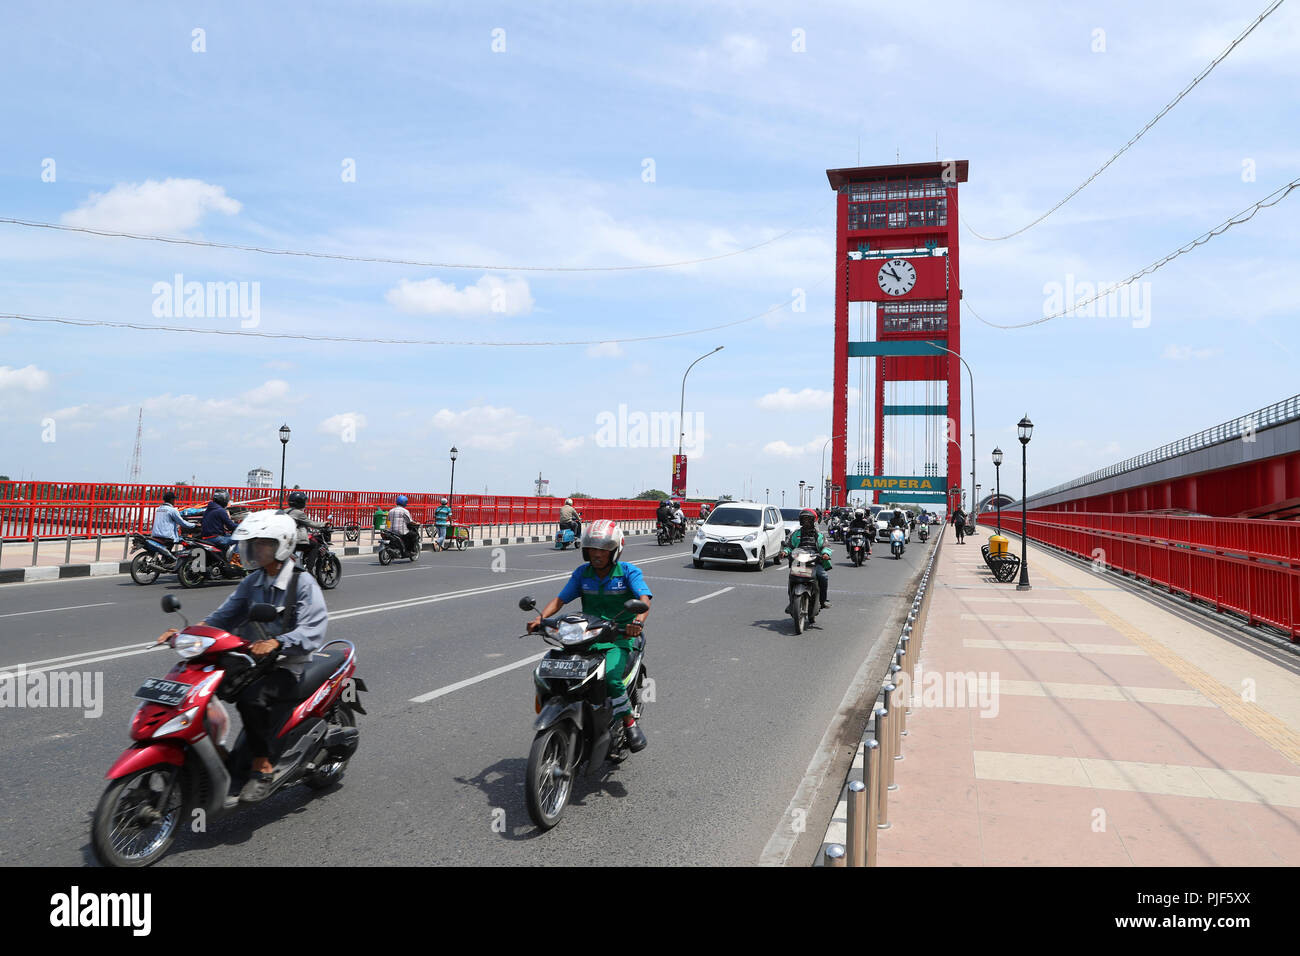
[875,509,911,544]
[692,502,786,571]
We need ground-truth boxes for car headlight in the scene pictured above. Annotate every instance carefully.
[174,633,216,659]
[743,533,757,542]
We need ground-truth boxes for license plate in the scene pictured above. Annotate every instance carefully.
[134,678,190,706]
[538,658,590,680]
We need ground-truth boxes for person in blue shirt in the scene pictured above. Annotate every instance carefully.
[527,519,652,752]
[200,490,237,550]
[433,497,453,550]
[148,491,196,551]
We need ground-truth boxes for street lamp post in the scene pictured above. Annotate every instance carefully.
[765,488,770,504]
[926,343,975,530]
[992,446,1004,533]
[449,446,459,503]
[819,434,844,512]
[1016,417,1033,591]
[277,424,291,507]
[798,480,805,508]
[678,346,724,478]
[781,490,785,507]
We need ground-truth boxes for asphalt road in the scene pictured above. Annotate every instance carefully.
[0,531,928,866]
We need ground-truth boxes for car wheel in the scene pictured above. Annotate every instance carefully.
[692,559,704,569]
[753,548,765,572]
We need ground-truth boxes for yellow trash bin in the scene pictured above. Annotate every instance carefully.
[989,533,1009,557]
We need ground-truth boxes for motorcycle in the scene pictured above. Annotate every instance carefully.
[890,527,906,559]
[846,529,869,567]
[90,594,367,867]
[786,546,821,634]
[918,523,930,543]
[655,520,684,546]
[300,525,342,590]
[176,537,246,589]
[828,519,845,543]
[516,595,650,830]
[128,533,185,585]
[554,519,582,550]
[377,524,421,565]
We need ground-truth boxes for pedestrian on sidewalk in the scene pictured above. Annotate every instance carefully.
[952,507,967,544]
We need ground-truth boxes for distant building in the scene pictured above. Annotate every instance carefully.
[247,467,273,489]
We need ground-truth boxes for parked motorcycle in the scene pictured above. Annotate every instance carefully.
[176,537,246,588]
[516,595,650,830]
[786,546,821,634]
[128,533,185,585]
[90,594,367,867]
[846,529,869,567]
[890,527,906,559]
[300,525,342,589]
[377,525,421,565]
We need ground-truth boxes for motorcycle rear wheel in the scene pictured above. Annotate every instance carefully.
[130,552,161,585]
[177,555,204,588]
[525,724,576,830]
[656,529,667,546]
[303,703,355,790]
[91,765,187,868]
[378,548,393,566]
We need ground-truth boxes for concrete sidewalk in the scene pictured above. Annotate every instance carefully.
[825,523,1300,866]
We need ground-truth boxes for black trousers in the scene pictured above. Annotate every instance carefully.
[236,666,301,759]
[955,523,965,543]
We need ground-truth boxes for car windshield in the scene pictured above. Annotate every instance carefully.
[779,509,803,522]
[705,507,762,527]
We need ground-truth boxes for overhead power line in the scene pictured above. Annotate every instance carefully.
[966,176,1300,329]
[0,274,832,348]
[965,0,1287,242]
[0,200,831,273]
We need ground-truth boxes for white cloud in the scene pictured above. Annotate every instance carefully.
[264,360,295,371]
[430,403,583,452]
[0,364,49,391]
[721,34,767,71]
[47,404,87,419]
[758,387,831,412]
[318,412,368,438]
[62,178,241,234]
[586,341,624,358]
[762,435,827,458]
[386,275,533,316]
[1162,345,1221,360]
[103,379,296,423]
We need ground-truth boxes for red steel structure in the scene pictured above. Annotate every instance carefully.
[827,160,969,510]
[980,509,1299,641]
[0,481,698,541]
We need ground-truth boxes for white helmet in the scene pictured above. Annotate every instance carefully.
[855,508,865,518]
[233,510,298,566]
[581,518,625,563]
[565,498,573,506]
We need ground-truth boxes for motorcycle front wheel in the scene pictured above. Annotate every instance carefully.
[129,552,161,585]
[525,724,577,830]
[792,592,806,634]
[91,765,187,868]
[317,553,342,589]
[176,554,204,588]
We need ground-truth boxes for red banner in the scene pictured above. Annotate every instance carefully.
[671,455,688,497]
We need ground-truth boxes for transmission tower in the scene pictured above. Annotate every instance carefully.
[129,408,143,482]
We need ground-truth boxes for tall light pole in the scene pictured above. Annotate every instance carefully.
[765,488,770,504]
[992,446,1004,533]
[819,434,844,512]
[1016,417,1033,591]
[677,346,723,490]
[925,343,975,530]
[798,480,805,508]
[449,446,459,502]
[277,424,291,507]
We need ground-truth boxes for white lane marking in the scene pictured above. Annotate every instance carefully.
[0,601,115,619]
[410,653,547,703]
[2,640,153,670]
[688,587,734,605]
[1,646,160,682]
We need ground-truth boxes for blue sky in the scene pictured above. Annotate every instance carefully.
[1,1,1297,503]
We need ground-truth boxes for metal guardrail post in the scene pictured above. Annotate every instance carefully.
[862,740,880,862]
[64,536,71,564]
[95,535,102,561]
[846,779,867,867]
[123,535,130,559]
[882,683,899,785]
[889,663,906,743]
[824,844,846,867]
[32,537,39,567]
[873,707,891,828]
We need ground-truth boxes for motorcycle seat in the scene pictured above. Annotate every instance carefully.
[293,646,349,700]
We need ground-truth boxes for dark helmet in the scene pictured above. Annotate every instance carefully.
[212,490,230,507]
[288,490,308,509]
[799,508,817,527]
[162,491,176,504]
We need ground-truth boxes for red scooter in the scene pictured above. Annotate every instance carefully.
[91,595,367,867]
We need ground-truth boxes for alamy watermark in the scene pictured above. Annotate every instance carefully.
[152,273,260,328]
[0,666,104,718]
[595,404,704,450]
[1043,274,1151,328]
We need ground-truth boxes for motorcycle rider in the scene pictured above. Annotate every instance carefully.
[670,500,685,541]
[433,497,453,550]
[847,507,873,560]
[201,490,238,552]
[157,511,328,803]
[149,491,196,552]
[655,497,674,539]
[527,519,652,753]
[282,490,330,564]
[558,497,581,540]
[782,509,833,610]
[389,495,419,557]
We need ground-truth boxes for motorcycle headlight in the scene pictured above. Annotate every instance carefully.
[174,633,215,659]
[153,706,200,738]
[557,621,589,645]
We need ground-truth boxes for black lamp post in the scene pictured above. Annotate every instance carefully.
[992,446,1004,533]
[449,446,458,502]
[1016,416,1033,591]
[277,424,291,507]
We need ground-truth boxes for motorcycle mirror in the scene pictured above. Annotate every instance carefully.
[248,602,279,623]
[518,596,536,611]
[624,599,649,615]
[161,595,182,613]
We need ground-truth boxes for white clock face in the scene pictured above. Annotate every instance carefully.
[877,258,917,296]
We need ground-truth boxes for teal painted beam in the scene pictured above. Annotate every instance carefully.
[883,404,947,416]
[847,340,948,357]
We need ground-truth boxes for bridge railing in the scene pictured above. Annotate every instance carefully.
[0,480,700,542]
[979,510,1300,641]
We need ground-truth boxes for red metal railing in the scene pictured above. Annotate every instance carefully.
[978,509,1300,641]
[0,481,701,541]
